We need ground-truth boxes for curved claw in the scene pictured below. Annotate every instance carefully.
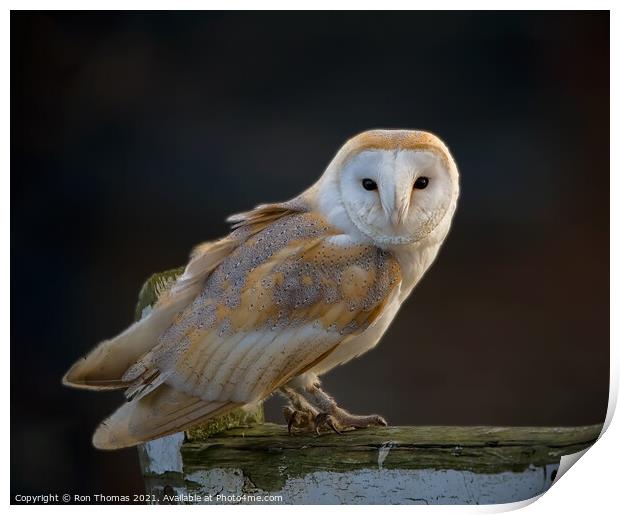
[314,413,342,436]
[283,406,304,435]
[374,415,388,427]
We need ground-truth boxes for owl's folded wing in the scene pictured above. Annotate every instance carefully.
[93,232,401,448]
[131,235,401,403]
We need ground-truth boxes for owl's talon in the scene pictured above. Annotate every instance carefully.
[354,414,387,428]
[375,415,388,427]
[314,412,341,435]
[282,406,300,435]
[346,413,388,429]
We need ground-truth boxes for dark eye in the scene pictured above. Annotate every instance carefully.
[362,178,378,191]
[414,176,429,189]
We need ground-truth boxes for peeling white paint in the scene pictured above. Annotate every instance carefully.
[183,464,560,505]
[140,432,184,475]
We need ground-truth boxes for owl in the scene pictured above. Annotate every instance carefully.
[63,129,460,449]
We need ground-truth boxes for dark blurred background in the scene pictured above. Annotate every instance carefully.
[11,11,609,502]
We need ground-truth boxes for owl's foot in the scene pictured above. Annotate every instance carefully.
[281,380,388,435]
[301,380,388,433]
[282,406,346,435]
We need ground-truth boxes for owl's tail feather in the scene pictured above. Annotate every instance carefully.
[92,384,242,449]
[61,301,189,391]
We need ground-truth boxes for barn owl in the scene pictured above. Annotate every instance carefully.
[63,129,460,449]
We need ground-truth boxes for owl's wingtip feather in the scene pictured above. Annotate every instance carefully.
[92,421,118,450]
[92,419,142,450]
[61,360,82,387]
[62,356,127,391]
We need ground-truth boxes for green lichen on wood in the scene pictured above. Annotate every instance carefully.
[185,404,265,440]
[134,267,185,320]
[134,267,265,440]
[180,423,602,492]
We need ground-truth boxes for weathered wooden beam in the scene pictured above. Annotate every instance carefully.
[182,423,602,477]
[141,422,601,505]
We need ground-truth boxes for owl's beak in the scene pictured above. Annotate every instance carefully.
[391,188,412,227]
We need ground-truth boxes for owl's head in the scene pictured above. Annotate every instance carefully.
[314,130,460,248]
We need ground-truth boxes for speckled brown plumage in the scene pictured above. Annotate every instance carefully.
[125,212,401,405]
